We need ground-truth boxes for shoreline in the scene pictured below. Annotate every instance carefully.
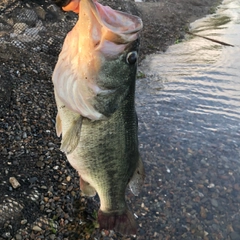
[0,0,223,239]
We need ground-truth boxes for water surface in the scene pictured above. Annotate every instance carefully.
[133,0,240,239]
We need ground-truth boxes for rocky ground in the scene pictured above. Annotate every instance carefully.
[0,0,225,239]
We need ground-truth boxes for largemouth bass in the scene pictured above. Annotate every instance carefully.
[52,0,144,235]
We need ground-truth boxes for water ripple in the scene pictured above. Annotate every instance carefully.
[137,0,240,163]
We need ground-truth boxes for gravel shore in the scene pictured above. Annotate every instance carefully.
[0,0,227,239]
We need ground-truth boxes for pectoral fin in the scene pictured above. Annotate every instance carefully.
[56,113,62,137]
[129,157,145,196]
[60,115,83,155]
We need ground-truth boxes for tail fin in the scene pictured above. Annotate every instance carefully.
[98,209,137,235]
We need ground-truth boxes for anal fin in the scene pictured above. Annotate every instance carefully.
[60,115,82,154]
[129,157,145,196]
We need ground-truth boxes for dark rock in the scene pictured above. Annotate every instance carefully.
[230,232,240,240]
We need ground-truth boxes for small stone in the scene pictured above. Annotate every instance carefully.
[230,232,240,240]
[198,192,204,197]
[35,6,46,20]
[206,212,213,220]
[48,4,58,13]
[9,177,21,189]
[2,232,11,238]
[48,142,54,147]
[71,191,76,197]
[200,159,209,166]
[66,176,71,182]
[32,226,42,232]
[207,183,215,188]
[200,206,206,218]
[211,199,218,208]
[233,184,240,191]
[21,219,27,225]
[49,234,56,240]
[204,231,208,236]
[36,161,44,168]
[227,224,234,233]
[29,177,38,184]
[212,224,219,230]
[22,132,27,139]
[15,234,22,240]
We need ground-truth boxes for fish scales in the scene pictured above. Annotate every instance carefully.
[52,0,144,235]
[68,67,138,210]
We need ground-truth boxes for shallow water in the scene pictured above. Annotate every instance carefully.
[133,0,240,239]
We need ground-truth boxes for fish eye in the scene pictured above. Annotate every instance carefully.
[126,51,138,65]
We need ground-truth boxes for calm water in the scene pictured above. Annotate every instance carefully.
[132,0,240,239]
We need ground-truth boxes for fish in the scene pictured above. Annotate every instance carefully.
[52,0,144,235]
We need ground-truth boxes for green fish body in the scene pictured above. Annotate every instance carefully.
[52,0,144,235]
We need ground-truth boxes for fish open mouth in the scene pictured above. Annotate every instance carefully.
[78,0,143,49]
[52,0,143,120]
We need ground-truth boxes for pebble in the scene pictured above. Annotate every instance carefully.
[211,199,218,208]
[66,176,71,182]
[21,219,27,225]
[35,6,46,20]
[15,234,22,240]
[207,183,215,188]
[22,132,27,139]
[200,206,206,218]
[2,232,11,238]
[36,161,45,168]
[49,234,56,240]
[230,232,240,240]
[204,231,209,236]
[32,226,42,232]
[9,177,21,189]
